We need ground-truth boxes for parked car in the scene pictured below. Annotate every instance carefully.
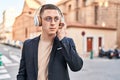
[98,48,120,59]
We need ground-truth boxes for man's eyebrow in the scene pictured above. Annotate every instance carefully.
[43,16,60,17]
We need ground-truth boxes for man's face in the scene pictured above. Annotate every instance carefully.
[41,9,61,35]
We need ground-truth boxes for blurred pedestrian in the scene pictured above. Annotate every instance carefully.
[17,4,83,80]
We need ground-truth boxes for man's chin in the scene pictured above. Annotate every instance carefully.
[48,32,56,35]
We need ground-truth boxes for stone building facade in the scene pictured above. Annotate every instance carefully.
[12,0,120,56]
[12,0,42,42]
[57,0,120,29]
[57,0,120,56]
[57,0,120,48]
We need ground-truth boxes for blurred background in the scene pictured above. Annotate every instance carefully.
[0,0,120,80]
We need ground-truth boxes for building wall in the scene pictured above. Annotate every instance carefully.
[12,0,41,42]
[57,0,120,49]
[85,6,95,25]
[0,23,4,40]
[116,3,120,48]
[96,2,118,28]
[80,0,120,28]
[13,0,120,50]
[58,0,120,27]
[13,14,41,42]
[91,1,120,48]
[66,27,117,56]
[86,0,120,48]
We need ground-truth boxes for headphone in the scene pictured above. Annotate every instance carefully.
[34,4,65,27]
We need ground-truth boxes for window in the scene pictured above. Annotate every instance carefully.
[25,28,28,38]
[95,5,98,25]
[83,0,87,7]
[76,0,79,21]
[68,4,71,11]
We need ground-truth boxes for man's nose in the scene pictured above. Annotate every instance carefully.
[51,19,55,25]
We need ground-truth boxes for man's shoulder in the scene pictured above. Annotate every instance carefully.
[66,37,72,40]
[63,37,73,41]
[61,37,74,44]
[24,36,40,45]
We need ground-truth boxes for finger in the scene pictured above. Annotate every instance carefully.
[59,26,62,29]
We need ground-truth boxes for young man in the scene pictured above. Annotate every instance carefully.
[17,4,83,80]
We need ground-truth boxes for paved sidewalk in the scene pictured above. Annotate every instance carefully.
[69,57,120,80]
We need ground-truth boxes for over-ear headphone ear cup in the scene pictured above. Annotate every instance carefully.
[34,15,39,26]
[34,6,42,27]
[34,16,42,26]
[59,17,65,26]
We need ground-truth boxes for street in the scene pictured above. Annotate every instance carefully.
[69,58,120,80]
[0,44,21,80]
[0,44,120,80]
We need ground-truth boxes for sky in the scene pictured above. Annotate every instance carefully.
[0,0,61,23]
[0,0,24,23]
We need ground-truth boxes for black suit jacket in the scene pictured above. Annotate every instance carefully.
[17,35,83,80]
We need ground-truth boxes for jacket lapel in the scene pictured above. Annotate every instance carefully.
[33,35,40,78]
[48,36,60,77]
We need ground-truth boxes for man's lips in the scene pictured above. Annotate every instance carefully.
[49,28,56,30]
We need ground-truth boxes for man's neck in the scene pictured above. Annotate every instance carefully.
[41,32,56,42]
